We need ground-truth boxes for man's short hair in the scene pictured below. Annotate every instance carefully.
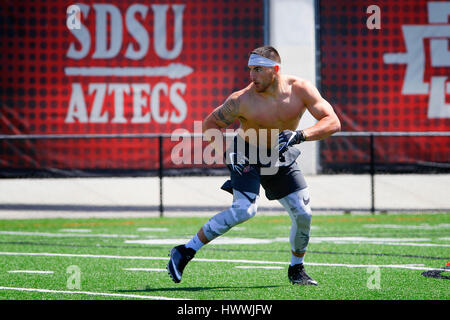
[250,46,281,64]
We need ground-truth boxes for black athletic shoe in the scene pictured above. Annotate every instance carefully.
[167,245,196,283]
[288,264,318,286]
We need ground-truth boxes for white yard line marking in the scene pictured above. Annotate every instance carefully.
[126,236,450,247]
[274,237,450,247]
[0,251,166,260]
[137,228,169,232]
[2,230,447,247]
[235,266,283,270]
[8,270,54,274]
[358,242,450,248]
[0,231,141,238]
[122,268,166,272]
[0,252,443,272]
[126,237,273,245]
[305,236,432,243]
[0,286,187,300]
[303,263,444,271]
[59,229,92,233]
[125,238,189,245]
[363,224,450,230]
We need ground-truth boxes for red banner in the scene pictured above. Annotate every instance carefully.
[0,0,264,175]
[319,0,450,171]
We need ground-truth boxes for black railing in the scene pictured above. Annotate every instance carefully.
[1,131,449,216]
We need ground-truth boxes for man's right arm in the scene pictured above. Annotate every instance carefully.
[202,94,240,155]
[203,94,240,131]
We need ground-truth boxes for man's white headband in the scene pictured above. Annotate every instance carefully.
[248,53,281,68]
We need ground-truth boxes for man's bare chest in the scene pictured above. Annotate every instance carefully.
[240,96,304,128]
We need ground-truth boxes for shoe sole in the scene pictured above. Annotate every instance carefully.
[289,279,318,286]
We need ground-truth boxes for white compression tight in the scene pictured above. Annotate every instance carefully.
[201,187,312,255]
[278,188,312,255]
[202,190,258,241]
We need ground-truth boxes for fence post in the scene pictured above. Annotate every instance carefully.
[159,135,164,217]
[370,134,375,214]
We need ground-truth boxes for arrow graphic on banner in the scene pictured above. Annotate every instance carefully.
[64,63,194,79]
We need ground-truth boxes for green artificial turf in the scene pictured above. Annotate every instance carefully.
[0,213,448,300]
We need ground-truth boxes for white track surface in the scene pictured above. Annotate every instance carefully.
[0,174,448,219]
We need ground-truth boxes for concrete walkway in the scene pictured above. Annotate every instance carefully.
[0,174,448,219]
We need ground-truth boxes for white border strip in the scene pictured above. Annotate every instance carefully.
[0,286,187,300]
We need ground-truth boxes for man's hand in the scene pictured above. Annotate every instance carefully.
[227,151,250,176]
[277,130,306,154]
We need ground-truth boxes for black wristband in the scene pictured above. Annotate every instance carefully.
[296,130,307,144]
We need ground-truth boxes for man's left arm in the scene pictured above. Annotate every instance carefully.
[277,80,341,153]
[297,80,341,141]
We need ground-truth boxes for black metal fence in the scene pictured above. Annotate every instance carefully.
[0,131,449,216]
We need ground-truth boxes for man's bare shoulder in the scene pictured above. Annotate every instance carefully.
[233,84,254,98]
[227,84,254,104]
[285,75,315,92]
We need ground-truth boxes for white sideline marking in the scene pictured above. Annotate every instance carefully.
[8,270,54,274]
[126,236,450,247]
[304,263,443,271]
[0,231,450,248]
[305,236,432,243]
[59,229,92,233]
[363,224,450,230]
[124,238,189,245]
[0,231,141,239]
[0,252,443,271]
[123,268,166,272]
[2,230,447,247]
[357,242,450,248]
[0,286,187,300]
[235,266,283,270]
[305,237,450,248]
[0,251,167,260]
[137,228,169,232]
[126,237,272,245]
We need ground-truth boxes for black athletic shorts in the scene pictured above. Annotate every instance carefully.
[221,135,307,200]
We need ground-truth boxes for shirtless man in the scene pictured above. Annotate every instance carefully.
[167,46,340,286]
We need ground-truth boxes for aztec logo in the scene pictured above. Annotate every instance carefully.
[383,1,450,119]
